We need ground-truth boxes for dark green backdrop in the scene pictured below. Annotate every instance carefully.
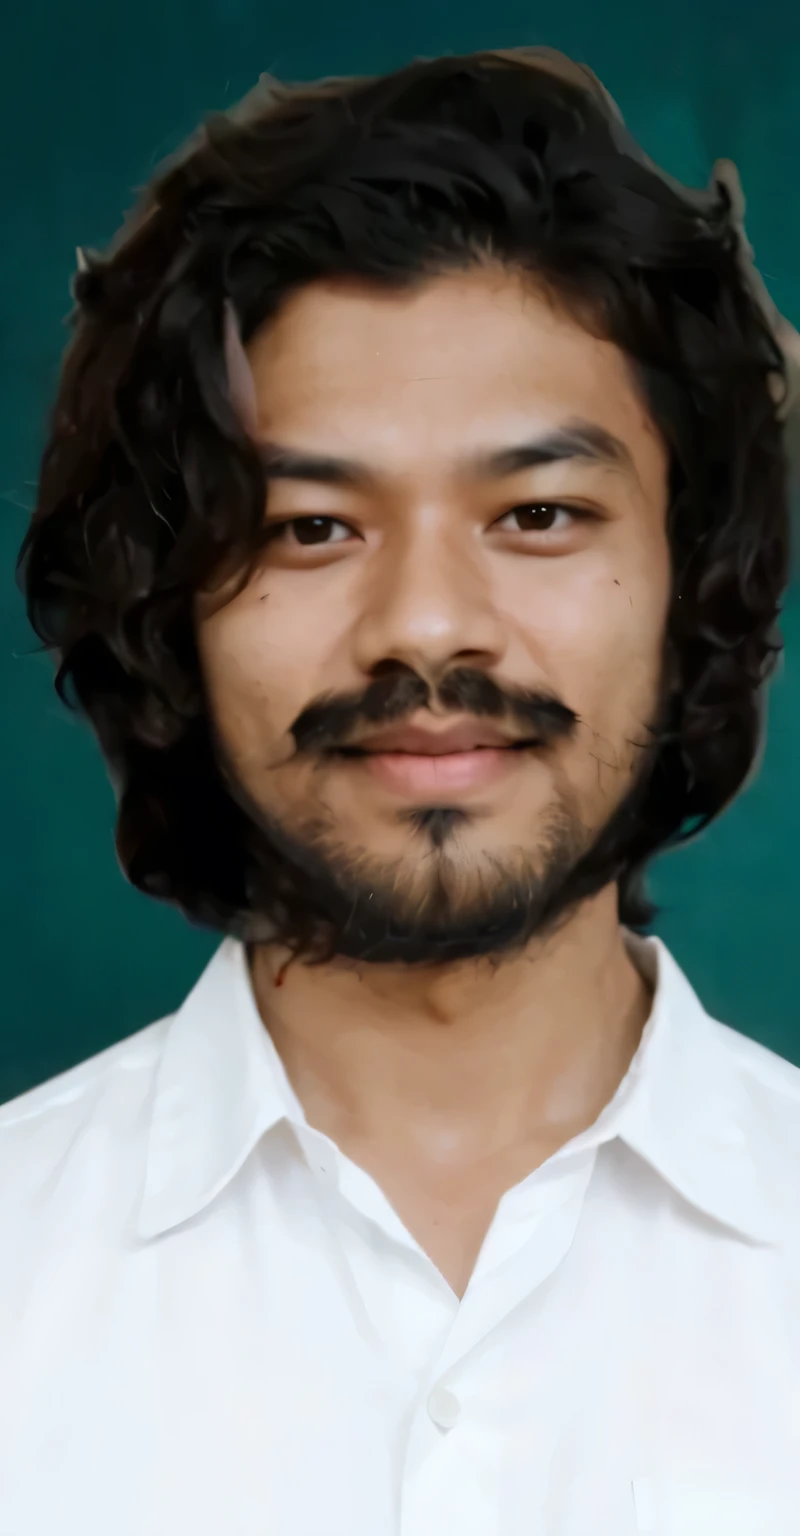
[2,0,799,1104]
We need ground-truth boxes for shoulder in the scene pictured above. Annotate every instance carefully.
[711,1016,800,1108]
[707,1016,800,1222]
[0,1016,175,1328]
[0,1016,172,1190]
[651,933,800,1145]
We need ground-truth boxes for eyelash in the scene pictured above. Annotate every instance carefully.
[264,503,587,548]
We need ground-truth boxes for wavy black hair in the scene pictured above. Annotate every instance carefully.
[15,45,791,952]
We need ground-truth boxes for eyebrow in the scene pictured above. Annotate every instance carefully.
[258,417,638,489]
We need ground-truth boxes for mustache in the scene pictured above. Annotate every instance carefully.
[290,668,579,754]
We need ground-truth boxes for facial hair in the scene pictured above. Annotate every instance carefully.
[210,666,663,965]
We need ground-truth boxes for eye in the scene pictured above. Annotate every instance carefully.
[493,503,576,533]
[269,516,355,547]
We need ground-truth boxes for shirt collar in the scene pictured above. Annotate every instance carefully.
[136,934,780,1246]
[609,934,780,1244]
[137,938,304,1240]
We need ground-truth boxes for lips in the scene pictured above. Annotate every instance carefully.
[329,716,541,798]
[340,720,536,756]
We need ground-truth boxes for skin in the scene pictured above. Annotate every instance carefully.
[194,263,672,1297]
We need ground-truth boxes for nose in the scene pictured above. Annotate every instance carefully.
[352,512,507,686]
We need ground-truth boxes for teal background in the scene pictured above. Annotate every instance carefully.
[2,1,798,1104]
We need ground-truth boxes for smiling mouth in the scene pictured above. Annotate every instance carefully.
[324,732,543,799]
[328,717,543,758]
[332,738,540,758]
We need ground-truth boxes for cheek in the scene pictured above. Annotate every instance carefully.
[506,549,670,723]
[196,599,310,758]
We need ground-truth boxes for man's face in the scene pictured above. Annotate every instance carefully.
[194,265,671,954]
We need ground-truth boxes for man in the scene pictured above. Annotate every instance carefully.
[6,44,800,1536]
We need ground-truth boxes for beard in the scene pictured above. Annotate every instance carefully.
[224,761,656,967]
[200,665,665,966]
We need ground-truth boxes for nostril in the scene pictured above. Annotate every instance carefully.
[368,659,420,681]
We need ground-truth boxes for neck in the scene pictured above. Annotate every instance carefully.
[248,884,652,1164]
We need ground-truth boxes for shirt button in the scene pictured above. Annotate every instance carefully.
[426,1385,461,1430]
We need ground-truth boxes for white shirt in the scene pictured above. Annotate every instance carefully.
[2,934,800,1536]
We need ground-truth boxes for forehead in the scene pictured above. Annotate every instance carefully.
[245,265,664,482]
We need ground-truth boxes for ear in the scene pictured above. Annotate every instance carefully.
[223,299,260,441]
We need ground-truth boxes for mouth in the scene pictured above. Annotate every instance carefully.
[327,718,542,796]
[337,719,540,756]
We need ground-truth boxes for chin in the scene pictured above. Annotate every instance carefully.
[251,809,592,965]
